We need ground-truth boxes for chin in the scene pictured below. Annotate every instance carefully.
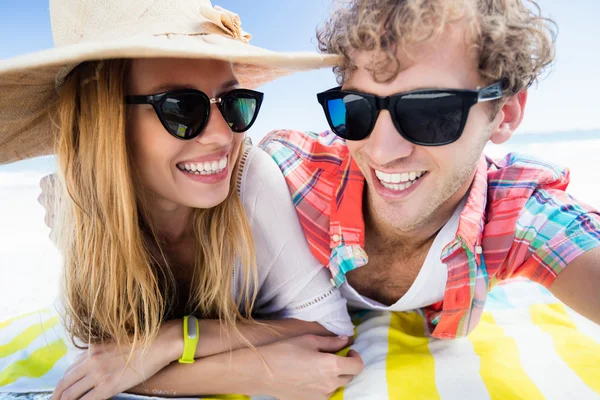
[189,193,230,209]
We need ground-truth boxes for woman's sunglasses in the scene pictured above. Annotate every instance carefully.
[316,82,504,146]
[126,88,264,140]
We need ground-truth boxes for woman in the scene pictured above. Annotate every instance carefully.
[0,0,362,399]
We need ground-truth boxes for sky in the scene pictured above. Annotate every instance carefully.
[0,0,599,144]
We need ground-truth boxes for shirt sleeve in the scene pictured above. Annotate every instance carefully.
[500,188,600,287]
[236,146,353,336]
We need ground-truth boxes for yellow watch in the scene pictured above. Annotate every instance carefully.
[178,315,199,364]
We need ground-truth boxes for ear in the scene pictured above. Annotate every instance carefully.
[489,90,527,145]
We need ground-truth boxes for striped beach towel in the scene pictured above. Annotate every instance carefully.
[1,280,599,399]
[335,280,600,399]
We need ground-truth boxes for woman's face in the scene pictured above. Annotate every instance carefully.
[126,58,245,210]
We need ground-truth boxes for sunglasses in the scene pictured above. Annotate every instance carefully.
[126,88,264,140]
[316,82,504,146]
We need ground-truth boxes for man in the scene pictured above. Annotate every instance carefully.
[260,0,600,338]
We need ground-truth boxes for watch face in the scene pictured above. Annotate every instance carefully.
[187,316,198,339]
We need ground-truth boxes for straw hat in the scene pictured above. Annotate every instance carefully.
[0,0,338,165]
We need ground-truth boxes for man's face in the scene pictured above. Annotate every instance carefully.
[343,23,502,233]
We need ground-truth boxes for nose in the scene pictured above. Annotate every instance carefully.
[194,104,233,146]
[365,110,414,166]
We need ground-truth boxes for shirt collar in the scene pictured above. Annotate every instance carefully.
[453,156,489,256]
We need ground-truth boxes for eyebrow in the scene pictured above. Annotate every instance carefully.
[146,79,240,95]
[342,83,461,94]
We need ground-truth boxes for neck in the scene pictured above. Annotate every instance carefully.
[364,177,472,252]
[144,197,193,245]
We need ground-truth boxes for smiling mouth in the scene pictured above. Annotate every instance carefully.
[176,157,228,175]
[374,169,427,191]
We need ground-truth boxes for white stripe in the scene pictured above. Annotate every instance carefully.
[343,311,391,399]
[564,307,600,345]
[492,308,599,400]
[429,337,490,400]
[0,309,53,346]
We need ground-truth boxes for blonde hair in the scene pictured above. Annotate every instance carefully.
[318,0,556,96]
[53,59,257,350]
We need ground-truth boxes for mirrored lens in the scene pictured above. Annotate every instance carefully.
[221,93,258,132]
[394,93,464,144]
[327,94,373,140]
[161,93,208,139]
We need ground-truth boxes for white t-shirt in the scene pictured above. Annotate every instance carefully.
[235,146,353,336]
[341,198,467,312]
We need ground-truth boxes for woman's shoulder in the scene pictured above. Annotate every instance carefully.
[237,142,291,210]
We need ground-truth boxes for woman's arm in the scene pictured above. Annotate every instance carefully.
[129,334,362,400]
[163,317,334,360]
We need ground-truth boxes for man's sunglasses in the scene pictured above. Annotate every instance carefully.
[126,88,264,140]
[316,82,503,146]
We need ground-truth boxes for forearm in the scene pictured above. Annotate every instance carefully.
[164,318,332,360]
[128,347,265,397]
[197,318,332,355]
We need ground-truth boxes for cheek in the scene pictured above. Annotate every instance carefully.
[128,110,180,174]
[346,141,364,163]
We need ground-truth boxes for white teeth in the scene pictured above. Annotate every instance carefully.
[381,180,416,191]
[375,169,426,191]
[179,157,228,175]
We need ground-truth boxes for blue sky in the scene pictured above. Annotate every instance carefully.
[1,0,599,142]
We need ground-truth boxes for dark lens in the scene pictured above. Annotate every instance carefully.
[394,93,464,145]
[160,93,209,139]
[221,92,259,132]
[327,94,373,140]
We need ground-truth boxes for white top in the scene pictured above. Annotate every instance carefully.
[341,198,467,312]
[235,146,353,336]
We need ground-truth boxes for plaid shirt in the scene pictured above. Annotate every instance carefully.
[260,130,600,339]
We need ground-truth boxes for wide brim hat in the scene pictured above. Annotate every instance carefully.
[0,0,338,165]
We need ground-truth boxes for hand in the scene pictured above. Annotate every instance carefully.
[251,334,364,400]
[51,322,181,400]
[38,173,58,237]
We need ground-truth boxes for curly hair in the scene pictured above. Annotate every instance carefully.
[317,0,557,96]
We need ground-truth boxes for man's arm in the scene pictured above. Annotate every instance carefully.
[549,247,600,324]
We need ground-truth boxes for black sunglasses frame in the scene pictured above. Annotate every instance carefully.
[316,82,504,146]
[126,88,264,140]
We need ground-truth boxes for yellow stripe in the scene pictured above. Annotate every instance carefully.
[330,324,358,400]
[0,316,60,358]
[0,309,51,331]
[329,346,351,400]
[0,339,67,387]
[468,312,544,400]
[530,303,600,394]
[387,312,439,399]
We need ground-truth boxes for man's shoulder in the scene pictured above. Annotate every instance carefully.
[486,152,571,199]
[259,129,350,173]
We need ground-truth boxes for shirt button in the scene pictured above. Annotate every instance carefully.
[332,234,341,243]
[330,278,336,287]
[475,246,483,254]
